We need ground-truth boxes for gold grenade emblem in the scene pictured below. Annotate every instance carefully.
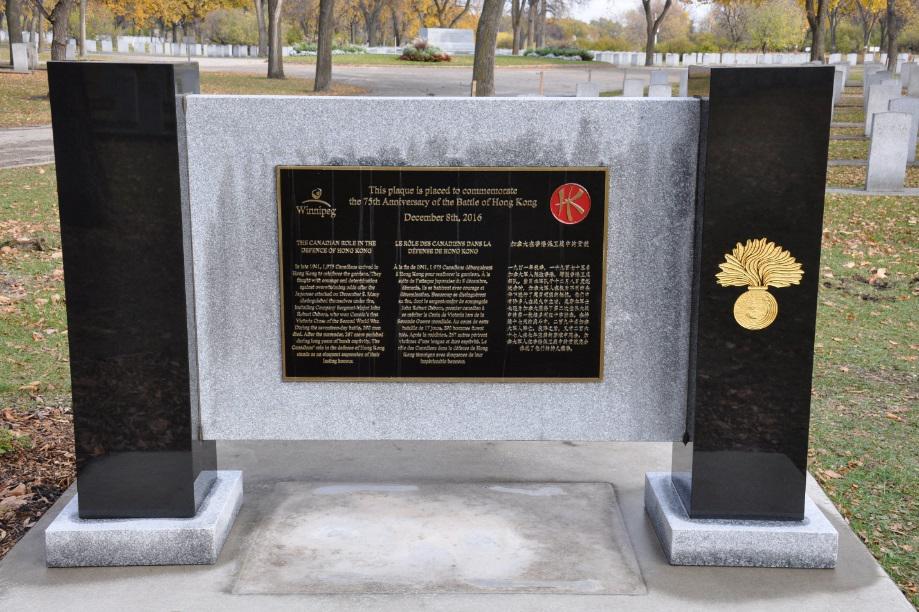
[716,238,803,330]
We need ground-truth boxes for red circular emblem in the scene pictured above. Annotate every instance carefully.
[550,183,591,225]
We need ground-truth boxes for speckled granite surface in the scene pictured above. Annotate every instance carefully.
[645,472,838,568]
[181,96,701,440]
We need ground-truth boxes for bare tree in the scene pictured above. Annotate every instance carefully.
[472,0,503,96]
[714,3,750,50]
[315,0,334,91]
[390,4,405,46]
[254,0,268,57]
[642,0,673,66]
[29,0,74,60]
[267,0,284,78]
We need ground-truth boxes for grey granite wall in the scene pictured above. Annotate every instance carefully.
[182,96,700,440]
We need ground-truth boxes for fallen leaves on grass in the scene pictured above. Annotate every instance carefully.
[0,405,75,560]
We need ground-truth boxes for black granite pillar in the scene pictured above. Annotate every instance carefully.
[48,62,215,519]
[673,67,834,521]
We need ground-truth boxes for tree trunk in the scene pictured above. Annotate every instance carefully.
[43,0,74,61]
[472,0,502,96]
[78,0,85,56]
[359,1,383,47]
[315,0,334,91]
[390,5,403,46]
[642,0,671,66]
[525,0,535,49]
[510,0,522,55]
[254,0,268,57]
[805,0,827,62]
[267,0,284,78]
[829,8,839,53]
[885,0,898,71]
[535,0,545,48]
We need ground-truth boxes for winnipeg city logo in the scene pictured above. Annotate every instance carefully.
[716,238,803,331]
[296,187,336,219]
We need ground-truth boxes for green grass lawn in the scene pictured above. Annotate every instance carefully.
[811,194,918,605]
[0,70,367,127]
[834,106,866,124]
[0,164,916,603]
[826,165,919,189]
[286,53,580,67]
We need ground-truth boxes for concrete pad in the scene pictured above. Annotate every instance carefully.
[44,471,242,567]
[644,473,837,568]
[0,442,912,611]
[234,482,644,595]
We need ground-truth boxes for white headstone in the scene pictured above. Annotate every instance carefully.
[11,42,29,73]
[833,70,844,108]
[829,53,841,63]
[864,52,875,62]
[888,97,919,163]
[865,70,891,111]
[847,53,857,66]
[630,54,640,66]
[117,38,129,53]
[648,84,671,97]
[622,78,644,97]
[678,68,688,97]
[575,82,600,97]
[650,71,668,86]
[867,112,911,191]
[85,39,97,52]
[26,44,38,69]
[903,63,919,90]
[101,39,113,53]
[866,81,902,136]
[65,41,76,60]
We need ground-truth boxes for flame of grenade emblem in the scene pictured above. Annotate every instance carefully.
[715,238,804,331]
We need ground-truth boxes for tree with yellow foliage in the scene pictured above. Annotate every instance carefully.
[852,0,883,48]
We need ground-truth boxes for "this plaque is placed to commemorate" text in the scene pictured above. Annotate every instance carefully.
[277,166,608,381]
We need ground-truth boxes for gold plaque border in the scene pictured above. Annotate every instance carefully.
[276,165,610,383]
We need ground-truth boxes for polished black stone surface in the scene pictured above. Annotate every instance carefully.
[48,62,216,519]
[673,67,834,521]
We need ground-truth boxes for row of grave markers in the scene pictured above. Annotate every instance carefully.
[862,63,919,191]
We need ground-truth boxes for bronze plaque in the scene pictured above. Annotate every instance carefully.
[277,166,608,381]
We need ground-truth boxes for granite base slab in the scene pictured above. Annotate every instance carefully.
[644,472,838,568]
[44,470,242,567]
[235,481,645,595]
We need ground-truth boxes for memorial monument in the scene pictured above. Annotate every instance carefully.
[43,62,836,570]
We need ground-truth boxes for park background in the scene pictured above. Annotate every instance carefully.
[0,0,917,605]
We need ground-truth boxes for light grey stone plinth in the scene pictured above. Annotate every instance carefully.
[644,472,838,569]
[45,470,243,567]
[183,96,699,441]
